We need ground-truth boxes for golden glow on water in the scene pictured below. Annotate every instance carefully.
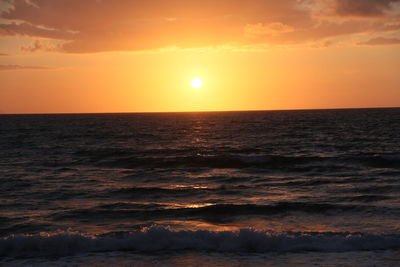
[168,202,215,209]
[241,192,310,203]
[173,185,209,189]
[184,203,214,209]
[151,216,366,233]
[153,220,239,232]
[116,201,215,210]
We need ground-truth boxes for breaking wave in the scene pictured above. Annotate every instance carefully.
[1,227,400,258]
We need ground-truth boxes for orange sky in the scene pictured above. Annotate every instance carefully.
[0,0,399,114]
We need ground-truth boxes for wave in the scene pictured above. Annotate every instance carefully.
[328,195,392,203]
[363,154,400,168]
[68,149,400,170]
[75,153,324,169]
[110,185,253,198]
[1,227,400,258]
[49,202,394,224]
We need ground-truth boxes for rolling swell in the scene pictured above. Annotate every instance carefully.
[69,150,400,170]
[73,153,324,169]
[50,203,390,223]
[2,227,400,257]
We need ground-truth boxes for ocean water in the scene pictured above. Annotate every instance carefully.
[1,108,400,266]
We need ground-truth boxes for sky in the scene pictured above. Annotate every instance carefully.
[0,0,399,114]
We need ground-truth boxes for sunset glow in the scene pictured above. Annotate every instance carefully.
[1,2,400,265]
[0,0,399,114]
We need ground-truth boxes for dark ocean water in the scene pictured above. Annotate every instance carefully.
[1,109,400,265]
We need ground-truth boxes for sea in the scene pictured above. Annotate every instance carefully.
[1,108,400,266]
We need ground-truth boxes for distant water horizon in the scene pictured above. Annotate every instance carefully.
[1,108,400,265]
[1,106,400,116]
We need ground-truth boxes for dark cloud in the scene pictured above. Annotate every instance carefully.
[335,0,400,17]
[0,53,9,56]
[358,37,400,45]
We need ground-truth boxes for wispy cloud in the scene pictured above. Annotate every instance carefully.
[0,64,52,71]
[20,39,61,52]
[358,36,400,45]
[0,22,75,40]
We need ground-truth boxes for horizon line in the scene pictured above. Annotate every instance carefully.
[1,106,399,115]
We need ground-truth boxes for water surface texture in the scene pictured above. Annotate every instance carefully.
[1,109,400,265]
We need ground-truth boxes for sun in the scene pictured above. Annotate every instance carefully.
[191,77,203,89]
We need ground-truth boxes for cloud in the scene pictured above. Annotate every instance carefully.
[0,0,399,52]
[0,53,9,56]
[334,0,400,17]
[0,64,52,71]
[244,23,294,38]
[0,22,75,39]
[20,39,62,52]
[358,36,400,45]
